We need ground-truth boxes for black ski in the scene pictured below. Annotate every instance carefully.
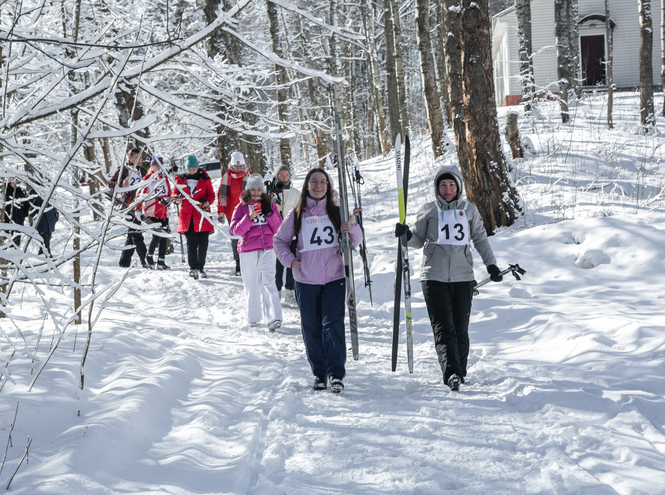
[391,134,410,372]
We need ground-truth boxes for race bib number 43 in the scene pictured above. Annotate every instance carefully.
[437,208,469,246]
[301,215,338,252]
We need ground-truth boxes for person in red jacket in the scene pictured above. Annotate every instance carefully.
[174,155,215,280]
[217,150,251,276]
[137,156,173,270]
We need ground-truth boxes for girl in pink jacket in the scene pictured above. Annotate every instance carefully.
[230,174,283,331]
[274,168,362,393]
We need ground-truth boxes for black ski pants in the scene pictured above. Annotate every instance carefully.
[148,218,169,261]
[185,220,209,271]
[422,280,474,383]
[119,213,147,267]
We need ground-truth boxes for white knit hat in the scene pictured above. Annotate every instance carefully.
[245,174,265,192]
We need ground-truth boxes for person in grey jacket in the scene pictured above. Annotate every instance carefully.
[394,165,503,391]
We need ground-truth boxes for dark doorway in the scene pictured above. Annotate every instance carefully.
[581,35,606,86]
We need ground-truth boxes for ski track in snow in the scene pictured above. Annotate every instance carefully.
[3,102,665,493]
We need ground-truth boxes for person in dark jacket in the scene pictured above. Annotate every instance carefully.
[394,165,502,392]
[174,155,215,279]
[108,148,148,268]
[28,188,59,258]
[4,177,31,248]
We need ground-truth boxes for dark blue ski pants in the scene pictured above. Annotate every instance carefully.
[295,278,346,379]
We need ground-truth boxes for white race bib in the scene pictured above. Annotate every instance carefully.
[252,213,267,226]
[148,177,168,198]
[437,208,469,246]
[301,215,338,252]
[123,171,143,188]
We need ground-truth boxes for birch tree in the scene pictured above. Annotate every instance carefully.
[514,0,535,114]
[638,0,655,130]
[605,0,614,129]
[554,0,572,123]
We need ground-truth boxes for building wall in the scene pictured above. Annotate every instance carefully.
[492,0,663,105]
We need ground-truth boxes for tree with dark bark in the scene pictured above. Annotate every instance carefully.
[459,0,521,234]
[415,0,445,157]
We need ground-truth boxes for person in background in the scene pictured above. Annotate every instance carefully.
[4,177,31,249]
[274,168,362,394]
[137,156,172,270]
[217,151,251,276]
[28,187,59,258]
[269,164,300,306]
[230,174,283,331]
[394,165,502,392]
[174,155,215,280]
[107,148,148,268]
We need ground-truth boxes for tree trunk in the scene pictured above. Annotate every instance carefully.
[361,0,390,155]
[515,0,535,114]
[461,0,521,234]
[554,0,571,123]
[638,0,655,130]
[415,0,445,157]
[444,0,468,167]
[301,23,328,167]
[505,112,523,158]
[605,0,614,129]
[391,0,410,135]
[662,0,665,116]
[569,0,581,98]
[383,0,401,141]
[267,1,292,169]
[435,1,451,124]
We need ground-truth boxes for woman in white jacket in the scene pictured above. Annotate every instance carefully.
[270,165,300,305]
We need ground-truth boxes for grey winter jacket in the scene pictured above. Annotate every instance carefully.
[408,165,496,283]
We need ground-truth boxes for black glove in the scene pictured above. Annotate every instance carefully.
[487,264,503,282]
[394,222,412,241]
[261,199,272,216]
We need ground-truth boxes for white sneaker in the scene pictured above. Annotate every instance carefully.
[268,320,282,332]
[284,289,297,307]
[249,322,259,328]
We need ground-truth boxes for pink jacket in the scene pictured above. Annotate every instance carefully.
[274,197,362,286]
[229,199,282,253]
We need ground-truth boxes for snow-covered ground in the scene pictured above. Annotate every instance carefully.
[2,94,665,494]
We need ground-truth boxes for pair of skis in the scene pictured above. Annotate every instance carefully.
[345,153,373,305]
[334,111,359,361]
[392,134,413,373]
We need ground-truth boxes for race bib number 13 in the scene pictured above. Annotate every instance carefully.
[301,215,338,252]
[437,208,469,246]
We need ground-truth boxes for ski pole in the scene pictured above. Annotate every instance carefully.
[473,263,526,295]
[175,204,186,263]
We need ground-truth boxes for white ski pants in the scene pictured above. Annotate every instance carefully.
[239,249,282,325]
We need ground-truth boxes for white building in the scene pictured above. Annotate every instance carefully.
[492,0,663,106]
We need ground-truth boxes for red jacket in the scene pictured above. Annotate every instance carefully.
[174,169,215,233]
[137,170,172,219]
[217,169,250,220]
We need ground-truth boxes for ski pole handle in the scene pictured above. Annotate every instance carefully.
[473,263,526,295]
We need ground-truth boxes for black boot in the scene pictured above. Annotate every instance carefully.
[235,260,241,276]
